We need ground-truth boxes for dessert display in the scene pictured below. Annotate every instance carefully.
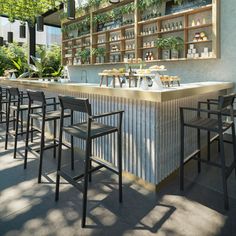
[160,75,181,87]
[149,65,166,70]
[136,69,151,75]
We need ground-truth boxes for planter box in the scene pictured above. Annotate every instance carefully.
[171,49,179,59]
[162,49,171,60]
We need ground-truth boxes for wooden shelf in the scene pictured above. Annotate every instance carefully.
[139,46,157,50]
[186,23,212,30]
[109,39,123,43]
[93,23,134,36]
[62,2,218,66]
[138,32,159,38]
[109,51,122,54]
[124,49,135,52]
[185,40,212,44]
[64,57,217,67]
[159,28,184,34]
[73,34,90,40]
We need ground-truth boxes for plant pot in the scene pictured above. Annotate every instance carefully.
[96,57,100,63]
[162,49,171,60]
[171,49,179,59]
[100,56,105,63]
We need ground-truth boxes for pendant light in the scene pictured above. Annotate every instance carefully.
[109,0,120,3]
[36,15,44,32]
[7,32,13,43]
[0,37,3,46]
[67,0,75,20]
[19,23,26,38]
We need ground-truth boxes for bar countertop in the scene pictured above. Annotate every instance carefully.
[0,78,233,102]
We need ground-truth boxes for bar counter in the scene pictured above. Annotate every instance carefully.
[0,78,233,187]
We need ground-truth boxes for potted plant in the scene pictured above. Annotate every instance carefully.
[92,47,106,63]
[78,49,90,64]
[155,36,184,59]
[155,37,172,59]
[170,36,184,59]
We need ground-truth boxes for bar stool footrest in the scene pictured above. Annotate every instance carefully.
[184,149,201,165]
[58,170,83,192]
[90,156,119,174]
[73,165,104,181]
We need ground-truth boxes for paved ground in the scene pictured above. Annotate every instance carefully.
[0,124,236,236]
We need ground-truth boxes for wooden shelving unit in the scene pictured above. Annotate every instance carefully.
[61,0,219,66]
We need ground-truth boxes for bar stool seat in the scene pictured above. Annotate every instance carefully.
[63,121,118,139]
[185,117,233,132]
[30,110,70,121]
[10,104,41,111]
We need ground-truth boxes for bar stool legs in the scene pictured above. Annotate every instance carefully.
[219,131,228,209]
[180,111,185,191]
[5,98,11,150]
[38,112,46,183]
[24,105,31,169]
[82,138,91,228]
[13,106,20,159]
[118,127,123,203]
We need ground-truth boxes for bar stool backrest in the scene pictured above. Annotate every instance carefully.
[27,90,46,104]
[218,94,235,110]
[59,95,91,115]
[7,87,20,97]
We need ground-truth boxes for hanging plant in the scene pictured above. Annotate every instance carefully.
[138,0,163,9]
[174,0,184,5]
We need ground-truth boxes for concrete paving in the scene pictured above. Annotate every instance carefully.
[0,124,236,236]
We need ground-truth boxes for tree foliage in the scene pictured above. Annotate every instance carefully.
[0,43,62,77]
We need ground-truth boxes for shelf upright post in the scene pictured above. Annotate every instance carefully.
[212,0,220,58]
[184,14,188,58]
[105,32,110,63]
[90,11,94,64]
[134,0,140,59]
[157,20,161,60]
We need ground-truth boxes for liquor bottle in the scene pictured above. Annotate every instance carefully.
[171,23,175,30]
[150,51,154,60]
[175,22,179,30]
[145,52,149,60]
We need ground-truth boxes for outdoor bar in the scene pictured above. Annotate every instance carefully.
[1,0,236,235]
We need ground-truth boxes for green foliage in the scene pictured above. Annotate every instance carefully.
[174,0,184,5]
[92,2,134,25]
[0,0,63,24]
[155,37,184,51]
[0,42,62,77]
[92,47,105,57]
[11,58,28,76]
[77,49,90,63]
[138,0,163,9]
[30,44,62,77]
[0,42,28,76]
[62,16,90,35]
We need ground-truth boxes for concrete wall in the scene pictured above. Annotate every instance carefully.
[68,1,236,86]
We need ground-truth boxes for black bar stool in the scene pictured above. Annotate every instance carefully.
[4,87,36,159]
[180,93,236,209]
[204,96,236,160]
[24,90,71,183]
[55,95,124,228]
[0,86,8,123]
